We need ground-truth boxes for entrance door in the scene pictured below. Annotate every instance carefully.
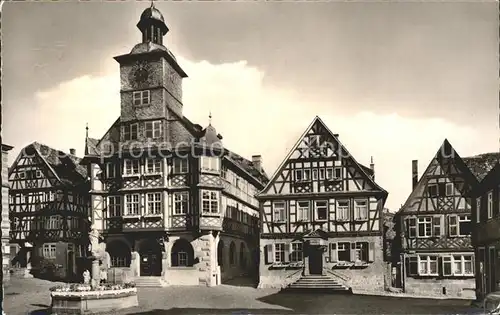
[139,240,162,277]
[309,246,323,275]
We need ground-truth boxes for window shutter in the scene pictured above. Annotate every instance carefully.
[440,216,445,236]
[264,245,272,264]
[368,242,375,262]
[285,243,291,262]
[350,242,356,262]
[330,243,338,262]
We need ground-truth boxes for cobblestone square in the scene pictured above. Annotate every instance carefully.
[3,278,483,315]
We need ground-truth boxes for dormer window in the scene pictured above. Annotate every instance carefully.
[145,120,162,139]
[133,90,150,106]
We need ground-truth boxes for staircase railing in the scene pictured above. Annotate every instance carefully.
[324,268,349,282]
[285,269,303,279]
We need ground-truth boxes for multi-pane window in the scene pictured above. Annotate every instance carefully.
[418,255,438,276]
[123,123,138,141]
[47,216,59,230]
[336,201,350,221]
[124,159,140,175]
[297,201,310,221]
[337,242,351,261]
[354,200,368,220]
[201,190,218,213]
[146,158,162,174]
[108,196,121,217]
[201,156,220,172]
[146,193,162,215]
[488,192,493,219]
[417,217,432,237]
[274,243,285,263]
[291,243,303,263]
[273,202,286,222]
[295,169,310,182]
[42,243,57,259]
[173,158,189,174]
[312,169,318,180]
[448,215,471,237]
[145,120,162,139]
[334,167,342,179]
[173,192,188,215]
[125,194,140,216]
[432,216,441,236]
[177,252,188,267]
[133,90,150,106]
[477,198,482,223]
[319,169,325,180]
[443,255,474,276]
[315,200,328,221]
[354,242,369,262]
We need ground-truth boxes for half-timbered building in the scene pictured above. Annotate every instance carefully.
[2,143,13,283]
[81,4,267,287]
[395,140,493,299]
[8,142,90,281]
[469,154,500,301]
[256,116,388,292]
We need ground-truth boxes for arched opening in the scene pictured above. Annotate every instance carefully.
[107,241,131,268]
[239,243,246,269]
[171,239,194,267]
[217,240,224,268]
[139,239,162,277]
[229,242,236,266]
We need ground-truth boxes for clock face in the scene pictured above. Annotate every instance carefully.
[130,62,150,85]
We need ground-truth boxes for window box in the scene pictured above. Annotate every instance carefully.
[270,262,288,269]
[286,262,304,269]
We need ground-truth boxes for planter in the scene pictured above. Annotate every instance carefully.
[50,287,138,314]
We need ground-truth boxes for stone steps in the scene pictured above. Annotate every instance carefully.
[283,274,352,294]
[134,276,166,287]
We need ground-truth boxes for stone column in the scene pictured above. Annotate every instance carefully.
[91,257,100,286]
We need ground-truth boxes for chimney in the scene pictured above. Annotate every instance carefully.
[412,160,418,190]
[370,156,375,180]
[69,148,76,155]
[252,155,262,173]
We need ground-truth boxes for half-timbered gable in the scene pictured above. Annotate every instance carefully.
[394,139,488,299]
[257,116,388,292]
[79,4,267,287]
[9,142,90,281]
[467,153,500,301]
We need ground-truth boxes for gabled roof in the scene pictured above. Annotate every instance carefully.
[10,142,88,187]
[462,152,500,182]
[397,139,478,214]
[471,161,500,196]
[257,115,386,197]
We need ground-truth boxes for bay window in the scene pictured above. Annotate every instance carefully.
[146,158,162,174]
[201,190,219,213]
[146,192,162,215]
[201,156,220,173]
[125,194,140,216]
[173,158,188,174]
[124,159,140,176]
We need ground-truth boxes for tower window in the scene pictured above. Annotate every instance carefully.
[133,90,150,106]
[145,120,163,139]
[123,123,138,141]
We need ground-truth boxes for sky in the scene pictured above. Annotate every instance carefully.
[2,1,499,211]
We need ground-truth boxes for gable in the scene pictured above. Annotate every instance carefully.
[399,140,477,214]
[258,116,386,197]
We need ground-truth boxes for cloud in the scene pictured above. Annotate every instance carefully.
[10,56,498,211]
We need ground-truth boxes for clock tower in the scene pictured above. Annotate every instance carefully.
[113,2,188,144]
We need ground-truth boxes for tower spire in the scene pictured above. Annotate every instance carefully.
[85,123,89,139]
[137,1,168,45]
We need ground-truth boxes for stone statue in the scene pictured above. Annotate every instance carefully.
[89,228,100,257]
[83,270,90,284]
